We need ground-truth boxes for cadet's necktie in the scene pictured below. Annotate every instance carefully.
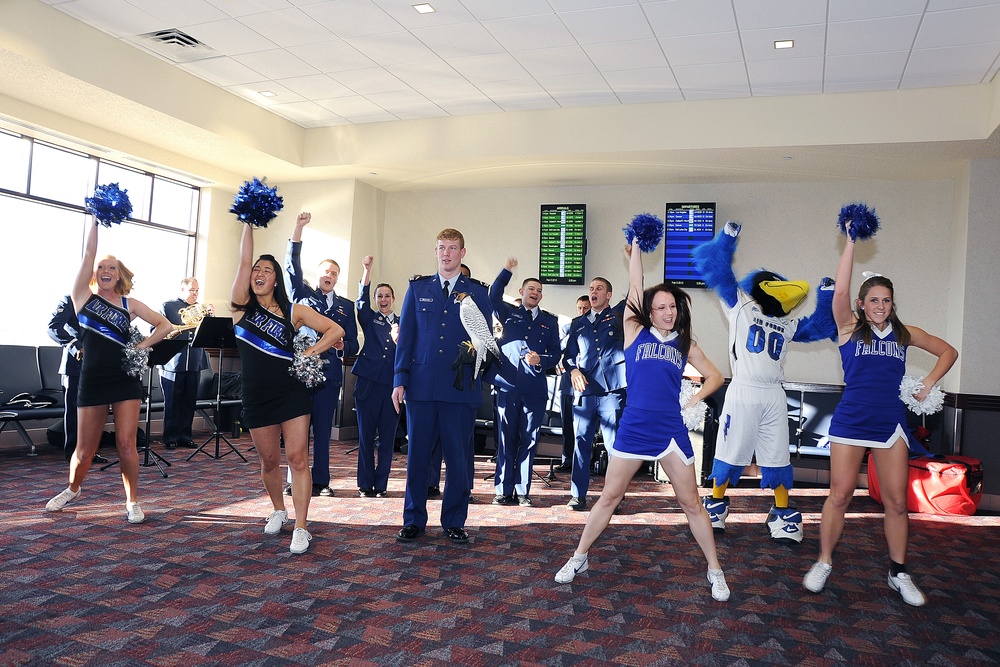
[442,280,450,301]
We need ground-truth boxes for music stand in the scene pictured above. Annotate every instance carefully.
[186,317,246,462]
[101,338,187,477]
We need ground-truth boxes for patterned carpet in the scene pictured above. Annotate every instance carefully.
[1,437,998,667]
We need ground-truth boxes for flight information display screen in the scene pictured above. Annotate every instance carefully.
[539,204,586,285]
[663,202,716,288]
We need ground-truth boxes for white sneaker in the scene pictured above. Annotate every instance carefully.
[707,568,730,602]
[703,497,730,532]
[554,554,588,584]
[888,572,927,607]
[45,487,80,512]
[126,502,145,524]
[289,527,312,554]
[264,510,288,535]
[765,506,804,543]
[803,561,833,593]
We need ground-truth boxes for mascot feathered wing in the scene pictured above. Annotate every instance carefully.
[455,292,501,380]
[690,220,836,544]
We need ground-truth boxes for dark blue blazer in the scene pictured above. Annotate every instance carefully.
[351,282,397,386]
[393,273,492,406]
[285,240,360,380]
[47,295,81,378]
[561,299,627,396]
[489,268,560,398]
[160,298,210,374]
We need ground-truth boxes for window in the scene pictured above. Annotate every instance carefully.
[0,132,201,346]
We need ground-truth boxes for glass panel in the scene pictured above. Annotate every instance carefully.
[29,143,95,206]
[0,131,31,193]
[0,194,87,346]
[151,177,199,232]
[97,223,194,332]
[97,162,153,222]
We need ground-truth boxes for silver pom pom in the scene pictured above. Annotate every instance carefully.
[899,375,944,415]
[289,333,328,388]
[679,379,708,431]
[122,327,149,378]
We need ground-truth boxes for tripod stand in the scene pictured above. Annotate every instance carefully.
[187,316,246,462]
[101,338,186,478]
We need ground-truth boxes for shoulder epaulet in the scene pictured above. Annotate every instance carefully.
[410,274,429,282]
[541,309,557,318]
[470,278,489,289]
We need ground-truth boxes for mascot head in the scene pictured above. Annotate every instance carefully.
[739,270,809,318]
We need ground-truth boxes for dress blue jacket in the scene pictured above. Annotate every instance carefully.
[285,240,360,378]
[489,268,561,398]
[561,299,627,396]
[351,282,397,386]
[393,273,492,406]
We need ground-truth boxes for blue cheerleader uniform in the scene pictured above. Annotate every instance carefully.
[828,325,909,449]
[234,303,311,429]
[611,327,694,464]
[76,294,142,406]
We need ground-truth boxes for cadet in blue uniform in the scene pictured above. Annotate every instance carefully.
[556,295,591,473]
[562,278,627,510]
[393,228,494,544]
[489,258,561,506]
[285,212,360,497]
[232,223,344,555]
[555,239,730,601]
[159,278,211,449]
[352,254,399,498]
[45,219,172,523]
[804,226,957,606]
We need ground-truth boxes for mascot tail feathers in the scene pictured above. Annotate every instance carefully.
[692,229,739,308]
[708,460,745,488]
[760,465,794,492]
[792,279,838,343]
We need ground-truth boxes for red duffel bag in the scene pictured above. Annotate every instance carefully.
[867,454,983,516]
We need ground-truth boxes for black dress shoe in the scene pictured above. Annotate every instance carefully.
[427,486,441,498]
[492,495,515,506]
[397,525,425,542]
[92,454,108,464]
[359,488,376,498]
[375,490,388,498]
[164,442,177,450]
[555,462,572,473]
[568,496,588,511]
[179,440,197,449]
[312,484,335,497]
[444,527,469,543]
[518,496,533,507]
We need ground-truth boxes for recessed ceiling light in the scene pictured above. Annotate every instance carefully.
[413,3,435,13]
[259,90,277,97]
[774,40,794,49]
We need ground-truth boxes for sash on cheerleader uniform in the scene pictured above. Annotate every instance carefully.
[234,308,294,360]
[78,295,130,346]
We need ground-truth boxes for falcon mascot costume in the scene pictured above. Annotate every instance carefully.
[692,220,836,543]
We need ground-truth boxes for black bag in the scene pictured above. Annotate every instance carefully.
[212,372,242,399]
[591,444,608,476]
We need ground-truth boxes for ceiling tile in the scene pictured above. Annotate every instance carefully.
[206,0,294,18]
[672,61,748,90]
[387,60,467,89]
[268,100,342,123]
[643,0,737,38]
[128,0,228,26]
[370,0,476,29]
[237,7,337,48]
[753,83,823,96]
[224,80,305,105]
[513,46,597,78]
[905,42,1000,80]
[345,31,440,66]
[604,67,680,94]
[275,73,355,98]
[458,0,553,21]
[179,56,267,86]
[825,79,900,93]
[330,67,409,94]
[346,112,402,123]
[825,51,909,83]
[659,32,743,67]
[411,22,505,59]
[300,0,404,39]
[583,39,667,72]
[555,92,623,107]
[741,24,827,61]
[559,5,655,45]
[482,14,576,51]
[55,0,162,37]
[233,48,319,79]
[286,40,377,72]
[827,16,922,55]
[682,87,750,100]
[536,72,614,97]
[747,56,824,87]
[733,0,827,30]
[419,82,490,104]
[828,0,926,22]
[446,53,530,83]
[550,0,636,9]
[317,94,386,116]
[179,18,279,55]
[916,4,1000,48]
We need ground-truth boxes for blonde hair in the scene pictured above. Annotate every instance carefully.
[436,228,465,249]
[90,255,134,295]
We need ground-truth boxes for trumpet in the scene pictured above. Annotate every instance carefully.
[166,303,213,339]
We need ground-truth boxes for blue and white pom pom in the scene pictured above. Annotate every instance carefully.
[289,333,328,388]
[230,177,284,228]
[86,183,133,227]
[122,327,149,378]
[679,379,708,430]
[623,213,665,253]
[899,375,945,416]
[837,203,880,241]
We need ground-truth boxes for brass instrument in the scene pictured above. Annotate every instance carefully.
[166,303,213,339]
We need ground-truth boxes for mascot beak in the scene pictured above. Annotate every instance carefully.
[758,280,809,315]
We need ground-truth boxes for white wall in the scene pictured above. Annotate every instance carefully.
[380,179,956,387]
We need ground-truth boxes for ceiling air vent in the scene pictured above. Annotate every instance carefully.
[126,28,220,64]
